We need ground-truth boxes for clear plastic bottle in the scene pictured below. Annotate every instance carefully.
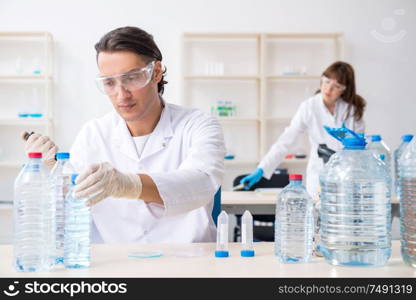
[13,152,55,272]
[49,152,75,264]
[367,134,391,173]
[320,128,391,266]
[215,210,229,257]
[241,210,255,257]
[394,134,413,199]
[64,174,91,268]
[274,174,313,263]
[398,137,416,268]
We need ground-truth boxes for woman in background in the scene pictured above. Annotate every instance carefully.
[241,61,366,198]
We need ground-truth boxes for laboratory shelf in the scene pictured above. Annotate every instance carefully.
[266,75,321,80]
[218,117,259,123]
[0,31,54,202]
[184,75,260,80]
[262,117,291,123]
[0,117,51,126]
[0,75,52,81]
[224,160,258,166]
[183,32,343,173]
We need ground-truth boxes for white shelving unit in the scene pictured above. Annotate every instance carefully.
[182,33,343,189]
[0,31,54,203]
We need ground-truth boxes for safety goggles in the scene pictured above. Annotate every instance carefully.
[321,75,346,92]
[95,61,155,96]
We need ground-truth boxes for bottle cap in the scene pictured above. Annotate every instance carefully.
[56,152,70,160]
[324,124,366,150]
[402,134,413,143]
[371,135,382,142]
[289,174,302,181]
[240,250,255,257]
[28,152,42,158]
[343,133,366,149]
[215,250,229,258]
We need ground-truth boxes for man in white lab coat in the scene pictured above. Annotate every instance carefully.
[25,26,225,243]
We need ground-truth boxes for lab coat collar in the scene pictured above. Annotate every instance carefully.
[319,93,345,118]
[114,97,173,162]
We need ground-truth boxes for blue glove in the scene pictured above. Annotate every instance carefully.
[240,168,264,190]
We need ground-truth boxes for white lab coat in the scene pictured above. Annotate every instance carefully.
[258,93,365,198]
[70,101,225,243]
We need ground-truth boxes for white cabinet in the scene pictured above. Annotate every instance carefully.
[182,33,343,189]
[0,32,54,202]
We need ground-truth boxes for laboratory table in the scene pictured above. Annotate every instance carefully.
[222,191,400,215]
[0,241,414,278]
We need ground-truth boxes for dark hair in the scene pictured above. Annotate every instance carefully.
[316,61,366,121]
[94,26,168,95]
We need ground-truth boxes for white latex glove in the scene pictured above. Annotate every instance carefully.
[74,162,142,206]
[25,133,58,169]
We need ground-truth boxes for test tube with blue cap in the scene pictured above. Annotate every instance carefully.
[241,210,255,257]
[215,211,229,257]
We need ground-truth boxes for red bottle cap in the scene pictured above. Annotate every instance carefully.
[28,152,42,158]
[289,174,302,181]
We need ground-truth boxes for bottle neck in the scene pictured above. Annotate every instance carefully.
[57,158,69,164]
[290,180,302,186]
[343,145,365,150]
[28,157,42,164]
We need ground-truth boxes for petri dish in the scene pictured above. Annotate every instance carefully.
[128,251,163,259]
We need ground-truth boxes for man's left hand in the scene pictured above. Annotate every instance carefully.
[74,162,143,206]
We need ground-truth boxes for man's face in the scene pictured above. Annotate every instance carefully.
[97,51,160,122]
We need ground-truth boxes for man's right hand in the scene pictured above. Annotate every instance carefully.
[24,133,58,169]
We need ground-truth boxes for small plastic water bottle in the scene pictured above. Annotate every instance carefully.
[241,210,255,257]
[275,174,314,263]
[368,134,391,173]
[13,152,55,272]
[394,134,413,199]
[215,211,229,257]
[49,152,75,264]
[398,137,416,268]
[320,127,391,266]
[64,174,91,268]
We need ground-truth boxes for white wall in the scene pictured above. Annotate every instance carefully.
[1,0,415,151]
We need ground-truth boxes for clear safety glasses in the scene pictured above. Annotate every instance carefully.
[95,61,155,96]
[321,75,346,92]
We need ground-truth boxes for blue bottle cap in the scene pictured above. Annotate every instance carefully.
[323,124,366,150]
[371,135,382,142]
[71,173,79,185]
[241,250,255,257]
[402,134,414,142]
[215,250,229,258]
[56,152,70,160]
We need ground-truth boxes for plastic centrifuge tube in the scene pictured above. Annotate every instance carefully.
[241,210,255,257]
[215,210,229,257]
